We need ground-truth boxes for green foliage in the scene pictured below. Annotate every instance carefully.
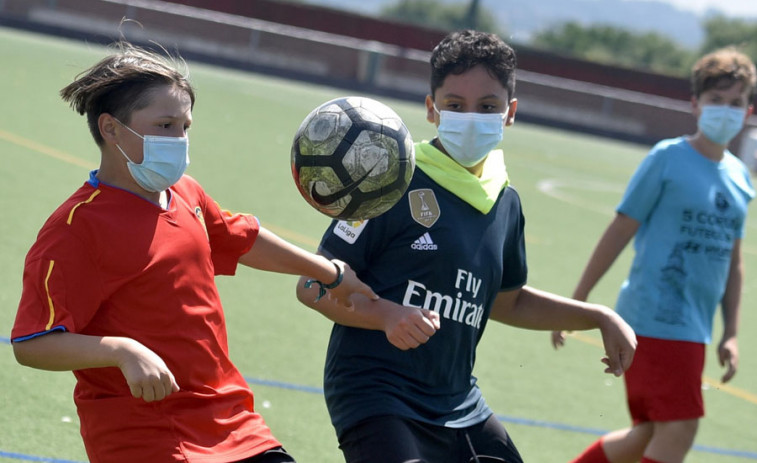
[530,16,757,78]
[700,15,757,63]
[379,0,502,36]
[531,21,696,76]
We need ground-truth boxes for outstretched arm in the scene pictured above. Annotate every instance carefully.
[13,331,179,402]
[718,239,743,383]
[573,212,639,301]
[296,274,440,351]
[551,212,639,348]
[239,226,378,309]
[493,286,636,376]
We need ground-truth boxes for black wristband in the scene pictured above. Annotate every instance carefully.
[323,260,344,288]
[304,260,344,302]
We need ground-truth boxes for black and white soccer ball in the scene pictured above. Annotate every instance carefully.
[291,96,415,220]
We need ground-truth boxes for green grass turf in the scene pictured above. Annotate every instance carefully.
[1,26,756,462]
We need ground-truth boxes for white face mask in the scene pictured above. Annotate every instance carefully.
[697,105,747,145]
[434,104,506,167]
[115,119,190,192]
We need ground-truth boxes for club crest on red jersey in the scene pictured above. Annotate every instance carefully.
[194,206,209,239]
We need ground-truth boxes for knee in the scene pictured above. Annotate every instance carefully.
[654,419,699,444]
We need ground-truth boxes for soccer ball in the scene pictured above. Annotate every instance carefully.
[291,96,415,220]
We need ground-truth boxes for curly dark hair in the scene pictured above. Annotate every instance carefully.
[60,41,195,146]
[429,30,517,100]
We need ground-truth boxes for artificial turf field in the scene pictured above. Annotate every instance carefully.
[0,26,756,462]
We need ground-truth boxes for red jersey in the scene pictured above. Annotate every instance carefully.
[12,173,281,462]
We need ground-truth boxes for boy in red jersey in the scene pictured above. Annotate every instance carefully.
[11,42,376,463]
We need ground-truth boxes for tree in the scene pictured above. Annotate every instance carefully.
[379,0,502,36]
[700,15,757,63]
[530,21,695,76]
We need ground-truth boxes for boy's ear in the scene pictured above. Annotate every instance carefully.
[425,95,436,124]
[690,96,701,116]
[506,99,518,126]
[99,113,119,145]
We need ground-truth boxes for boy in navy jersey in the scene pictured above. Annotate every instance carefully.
[296,30,637,463]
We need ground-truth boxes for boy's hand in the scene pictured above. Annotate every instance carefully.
[116,339,180,402]
[551,330,567,349]
[718,336,738,383]
[383,305,441,350]
[597,309,637,376]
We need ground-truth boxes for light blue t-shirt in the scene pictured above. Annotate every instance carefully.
[615,137,754,343]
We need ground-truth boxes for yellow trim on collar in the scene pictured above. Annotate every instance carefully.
[414,141,509,214]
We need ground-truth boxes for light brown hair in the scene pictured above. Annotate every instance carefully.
[691,47,756,102]
[60,41,195,145]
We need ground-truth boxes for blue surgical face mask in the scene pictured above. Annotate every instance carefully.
[434,104,506,167]
[697,105,746,145]
[115,119,190,192]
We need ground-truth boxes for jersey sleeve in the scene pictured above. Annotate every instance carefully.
[500,187,528,291]
[180,176,260,276]
[204,201,260,276]
[12,226,105,342]
[617,145,668,222]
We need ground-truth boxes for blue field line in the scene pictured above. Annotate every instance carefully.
[0,450,84,462]
[245,375,757,459]
[2,338,756,460]
[494,414,606,436]
[244,375,325,394]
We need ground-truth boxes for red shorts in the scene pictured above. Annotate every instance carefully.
[624,335,705,424]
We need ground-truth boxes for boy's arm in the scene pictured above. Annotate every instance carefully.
[551,212,639,348]
[238,227,378,309]
[573,212,640,301]
[295,275,440,350]
[13,331,179,401]
[719,239,743,383]
[492,286,636,376]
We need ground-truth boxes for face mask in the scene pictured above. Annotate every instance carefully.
[434,105,506,167]
[697,105,746,145]
[115,119,190,192]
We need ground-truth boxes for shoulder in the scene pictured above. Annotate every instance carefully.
[648,137,688,158]
[496,185,525,224]
[171,175,209,201]
[722,152,756,197]
[47,183,107,227]
[502,184,522,202]
[723,150,751,173]
[172,174,204,193]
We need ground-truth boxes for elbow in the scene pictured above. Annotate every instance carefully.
[295,277,313,307]
[13,342,35,368]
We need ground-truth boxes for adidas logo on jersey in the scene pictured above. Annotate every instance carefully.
[411,232,438,251]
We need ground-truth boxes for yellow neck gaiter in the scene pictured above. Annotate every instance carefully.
[415,141,509,214]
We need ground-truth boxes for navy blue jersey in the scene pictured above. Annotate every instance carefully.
[318,166,527,439]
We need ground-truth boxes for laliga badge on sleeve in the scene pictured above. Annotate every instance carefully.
[408,189,440,228]
[333,219,368,244]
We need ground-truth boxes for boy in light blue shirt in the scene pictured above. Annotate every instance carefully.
[556,47,756,463]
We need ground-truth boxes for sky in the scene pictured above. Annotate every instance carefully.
[644,0,757,17]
